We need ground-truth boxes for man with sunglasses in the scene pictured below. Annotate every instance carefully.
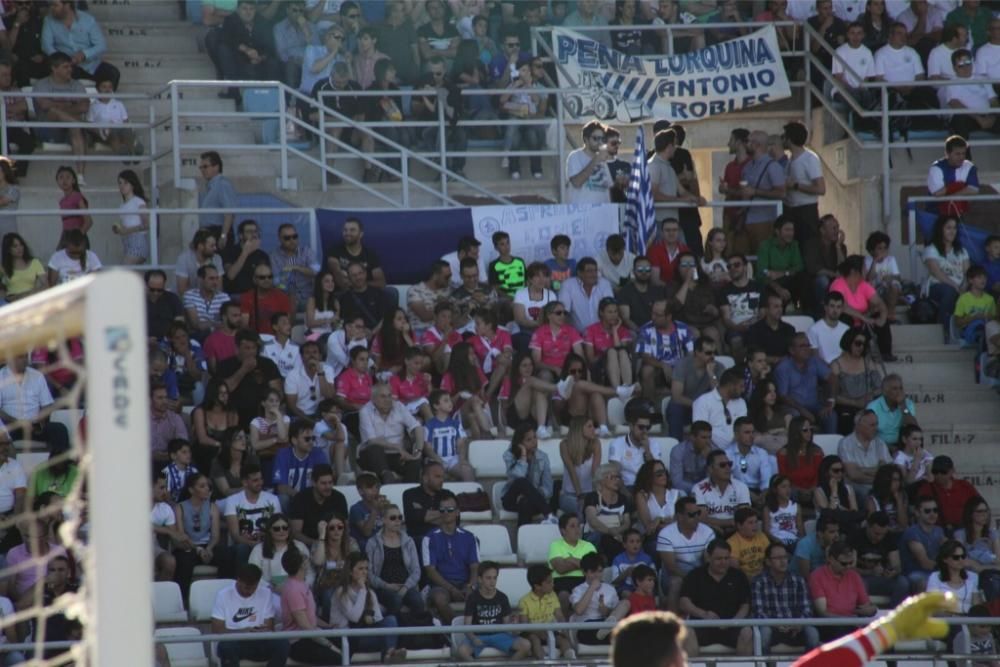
[272,0,317,88]
[900,496,946,592]
[809,541,877,641]
[692,368,748,449]
[422,490,479,623]
[656,496,715,610]
[272,419,329,511]
[269,224,317,313]
[724,417,775,505]
[693,449,751,535]
[636,299,693,400]
[145,269,185,342]
[239,264,291,336]
[718,254,763,360]
[942,49,1000,139]
[666,337,725,440]
[608,399,661,488]
[618,256,667,331]
[566,120,614,205]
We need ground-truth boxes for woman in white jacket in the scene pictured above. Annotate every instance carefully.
[329,552,406,662]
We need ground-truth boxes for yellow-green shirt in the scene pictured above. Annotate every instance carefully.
[519,591,560,624]
[4,258,45,296]
[547,538,597,579]
[954,291,997,321]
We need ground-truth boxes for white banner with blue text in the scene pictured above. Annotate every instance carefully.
[552,25,791,123]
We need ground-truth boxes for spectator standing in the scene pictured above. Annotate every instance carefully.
[738,130,787,252]
[41,0,118,86]
[782,121,826,243]
[752,542,821,653]
[198,151,239,246]
[900,495,946,592]
[648,129,705,251]
[717,127,752,253]
[809,541,877,641]
[211,564,289,667]
[679,539,754,656]
[33,53,88,179]
[270,223,317,314]
[566,120,613,205]
[666,125,706,257]
[694,449,752,534]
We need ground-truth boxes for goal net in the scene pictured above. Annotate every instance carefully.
[0,270,152,666]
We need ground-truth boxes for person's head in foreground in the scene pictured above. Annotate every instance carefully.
[611,610,687,667]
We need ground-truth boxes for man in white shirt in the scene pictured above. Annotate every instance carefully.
[359,383,426,484]
[597,234,635,291]
[974,17,1000,95]
[285,341,336,419]
[782,120,826,243]
[875,21,939,114]
[441,236,486,289]
[565,120,613,205]
[608,400,661,488]
[692,368,748,449]
[808,292,850,363]
[897,0,948,60]
[943,49,1000,139]
[558,257,614,332]
[224,464,282,564]
[0,439,25,516]
[260,312,301,378]
[211,563,289,666]
[723,417,776,501]
[832,21,878,108]
[693,449,751,534]
[656,495,716,610]
[0,354,69,453]
[928,24,968,103]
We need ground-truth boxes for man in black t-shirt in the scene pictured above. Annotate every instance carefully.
[717,254,764,358]
[288,464,348,546]
[618,256,668,331]
[668,124,705,257]
[402,461,445,541]
[325,217,386,288]
[745,292,796,366]
[848,511,908,605]
[310,61,364,185]
[678,539,753,655]
[338,261,389,331]
[605,127,631,203]
[222,219,271,297]
[217,330,283,428]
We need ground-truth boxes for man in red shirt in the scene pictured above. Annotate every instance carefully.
[647,218,689,286]
[917,455,980,531]
[808,541,876,642]
[240,264,291,335]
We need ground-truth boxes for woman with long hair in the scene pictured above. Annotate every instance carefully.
[554,352,636,439]
[0,156,19,239]
[866,463,908,532]
[861,0,889,51]
[830,326,882,434]
[923,214,970,333]
[113,169,149,264]
[671,251,721,344]
[371,308,415,375]
[501,422,555,526]
[470,308,513,400]
[55,165,91,241]
[583,462,632,560]
[763,474,803,546]
[0,232,45,300]
[441,341,492,437]
[210,428,257,498]
[814,454,859,514]
[583,297,634,389]
[700,228,730,286]
[47,228,101,286]
[329,552,406,661]
[558,416,601,515]
[749,379,792,453]
[248,513,312,589]
[249,389,290,479]
[926,538,982,652]
[311,514,359,616]
[305,270,339,338]
[501,352,560,437]
[954,496,1000,602]
[364,503,423,615]
[191,378,240,473]
[633,459,681,557]
[389,346,433,421]
[173,473,227,602]
[776,416,825,502]
[829,255,894,358]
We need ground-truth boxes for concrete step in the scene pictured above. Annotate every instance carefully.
[103,22,200,53]
[885,346,979,364]
[109,54,215,83]
[906,385,1000,406]
[86,0,182,22]
[891,324,944,347]
[884,357,978,386]
[912,401,998,428]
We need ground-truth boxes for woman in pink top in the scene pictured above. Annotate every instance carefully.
[470,308,513,399]
[440,342,492,438]
[336,346,374,411]
[389,347,433,420]
[280,546,341,664]
[583,297,634,389]
[56,166,92,242]
[529,301,583,380]
[829,255,894,360]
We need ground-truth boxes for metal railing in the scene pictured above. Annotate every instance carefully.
[904,193,1000,247]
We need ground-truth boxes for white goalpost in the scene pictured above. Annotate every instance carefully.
[0,270,152,666]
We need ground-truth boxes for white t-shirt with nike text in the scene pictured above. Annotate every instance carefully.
[212,581,275,630]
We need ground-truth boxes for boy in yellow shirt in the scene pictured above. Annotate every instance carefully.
[727,507,771,579]
[954,266,997,345]
[519,565,575,659]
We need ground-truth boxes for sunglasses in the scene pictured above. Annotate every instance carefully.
[830,466,843,473]
[949,553,966,560]
[505,42,520,48]
[255,274,273,280]
[634,423,651,431]
[716,461,733,469]
[552,310,565,315]
[634,267,652,273]
[922,508,939,514]
[386,514,402,520]
[685,511,700,518]
[271,525,289,532]
[282,234,298,241]
[148,287,164,294]
[440,507,458,513]
[802,426,814,432]
[836,560,855,567]
[654,469,667,476]
[568,368,584,376]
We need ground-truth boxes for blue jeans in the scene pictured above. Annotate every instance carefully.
[759,625,821,652]
[217,638,289,667]
[928,283,960,331]
[350,615,399,657]
[665,401,691,441]
[863,573,910,605]
[375,585,426,615]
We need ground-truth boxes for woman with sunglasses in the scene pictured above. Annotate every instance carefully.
[633,459,681,557]
[954,496,1000,602]
[555,353,636,438]
[249,513,313,590]
[530,300,584,381]
[776,416,825,503]
[814,454,859,517]
[583,462,633,561]
[830,326,882,435]
[364,502,424,615]
[173,473,228,603]
[927,539,983,652]
[671,251,721,345]
[866,463,908,533]
[311,514,359,616]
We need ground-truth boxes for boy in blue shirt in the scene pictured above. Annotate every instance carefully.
[424,390,475,481]
[544,234,577,292]
[982,235,1000,299]
[272,419,329,510]
[348,471,388,550]
[163,438,198,504]
[611,529,655,596]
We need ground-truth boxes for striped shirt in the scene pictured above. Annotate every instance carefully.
[183,288,230,326]
[635,321,693,366]
[425,416,465,462]
[655,522,714,573]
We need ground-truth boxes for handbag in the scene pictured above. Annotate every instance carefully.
[456,490,490,513]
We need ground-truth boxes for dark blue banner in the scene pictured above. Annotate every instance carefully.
[316,207,475,285]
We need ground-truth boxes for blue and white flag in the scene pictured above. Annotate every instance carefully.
[624,126,654,255]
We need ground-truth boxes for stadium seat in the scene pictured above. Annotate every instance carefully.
[153,581,188,624]
[782,315,815,334]
[607,398,626,429]
[516,524,560,565]
[715,355,736,370]
[242,87,311,150]
[653,437,679,470]
[444,482,491,522]
[380,483,417,512]
[496,567,531,607]
[154,627,209,667]
[188,578,232,622]
[491,482,517,522]
[335,484,362,508]
[16,452,49,477]
[464,524,516,565]
[537,439,564,478]
[813,434,841,457]
[467,439,508,478]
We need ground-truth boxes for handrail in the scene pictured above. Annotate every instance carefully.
[904,193,1000,247]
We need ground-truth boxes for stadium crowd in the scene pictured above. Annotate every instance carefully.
[0,0,998,665]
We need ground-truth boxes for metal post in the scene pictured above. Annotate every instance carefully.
[667,26,674,56]
[278,83,290,189]
[437,88,448,202]
[556,97,566,203]
[881,85,891,220]
[803,30,812,136]
[319,99,328,193]
[148,107,159,267]
[170,81,182,186]
[0,97,7,162]
[402,155,410,208]
[308,209,319,263]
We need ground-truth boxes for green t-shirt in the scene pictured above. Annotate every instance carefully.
[488,257,526,297]
[31,464,79,498]
[547,538,597,578]
[955,291,997,320]
[757,238,804,275]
